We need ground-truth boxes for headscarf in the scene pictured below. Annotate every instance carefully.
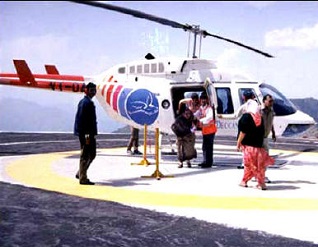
[245,99,261,126]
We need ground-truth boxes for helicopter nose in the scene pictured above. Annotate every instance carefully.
[282,124,314,137]
[280,111,316,137]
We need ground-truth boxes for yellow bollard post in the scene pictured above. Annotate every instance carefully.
[141,128,174,180]
[131,125,151,166]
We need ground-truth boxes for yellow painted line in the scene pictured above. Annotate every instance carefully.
[4,151,318,211]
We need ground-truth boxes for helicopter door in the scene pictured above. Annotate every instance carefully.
[204,78,218,121]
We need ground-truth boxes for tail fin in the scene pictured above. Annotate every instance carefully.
[13,60,37,86]
[45,65,59,75]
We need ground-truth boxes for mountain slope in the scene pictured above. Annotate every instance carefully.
[1,97,316,133]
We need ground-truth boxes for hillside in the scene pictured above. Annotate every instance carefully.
[0,97,316,133]
[0,97,123,133]
[290,98,318,122]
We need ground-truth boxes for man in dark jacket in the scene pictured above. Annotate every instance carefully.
[74,82,98,185]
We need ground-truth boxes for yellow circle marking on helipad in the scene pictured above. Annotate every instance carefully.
[5,150,318,210]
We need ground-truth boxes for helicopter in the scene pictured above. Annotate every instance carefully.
[0,1,316,138]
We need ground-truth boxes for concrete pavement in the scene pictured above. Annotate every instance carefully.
[1,143,318,246]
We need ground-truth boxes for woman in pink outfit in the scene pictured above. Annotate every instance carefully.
[236,100,274,190]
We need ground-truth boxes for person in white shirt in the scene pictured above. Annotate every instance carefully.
[218,90,257,119]
[218,90,259,169]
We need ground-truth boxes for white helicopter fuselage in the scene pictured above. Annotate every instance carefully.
[92,56,316,137]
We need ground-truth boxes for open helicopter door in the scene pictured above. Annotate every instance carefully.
[204,77,218,122]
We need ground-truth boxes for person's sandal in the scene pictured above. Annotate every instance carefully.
[239,182,248,188]
[256,184,267,190]
[186,161,192,168]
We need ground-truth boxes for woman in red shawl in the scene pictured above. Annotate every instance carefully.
[236,100,274,190]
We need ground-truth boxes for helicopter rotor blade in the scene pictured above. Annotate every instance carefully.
[203,31,274,58]
[70,1,192,31]
[70,1,273,58]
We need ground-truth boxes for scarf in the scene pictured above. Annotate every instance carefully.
[245,99,261,127]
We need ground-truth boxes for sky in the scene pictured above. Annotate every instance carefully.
[1,1,318,131]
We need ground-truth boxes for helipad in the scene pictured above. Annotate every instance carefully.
[1,145,318,243]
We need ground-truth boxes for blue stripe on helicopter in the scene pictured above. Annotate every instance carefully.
[118,88,132,119]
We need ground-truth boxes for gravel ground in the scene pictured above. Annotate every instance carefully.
[1,182,318,247]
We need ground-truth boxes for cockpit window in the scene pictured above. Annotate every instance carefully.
[259,83,296,116]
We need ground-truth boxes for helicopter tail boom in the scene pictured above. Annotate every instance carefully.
[0,60,86,93]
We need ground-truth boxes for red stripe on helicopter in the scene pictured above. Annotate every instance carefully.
[108,75,113,82]
[112,85,123,112]
[107,75,118,83]
[106,85,114,105]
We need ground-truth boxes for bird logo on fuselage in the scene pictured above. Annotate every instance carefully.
[126,89,159,125]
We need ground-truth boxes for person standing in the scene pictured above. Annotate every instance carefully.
[127,127,143,155]
[171,107,197,168]
[218,90,257,119]
[261,94,276,183]
[74,82,98,185]
[218,90,258,169]
[197,92,217,168]
[237,100,274,190]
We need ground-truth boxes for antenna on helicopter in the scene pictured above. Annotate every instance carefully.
[70,1,274,58]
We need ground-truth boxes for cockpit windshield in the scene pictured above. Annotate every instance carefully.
[259,83,297,116]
